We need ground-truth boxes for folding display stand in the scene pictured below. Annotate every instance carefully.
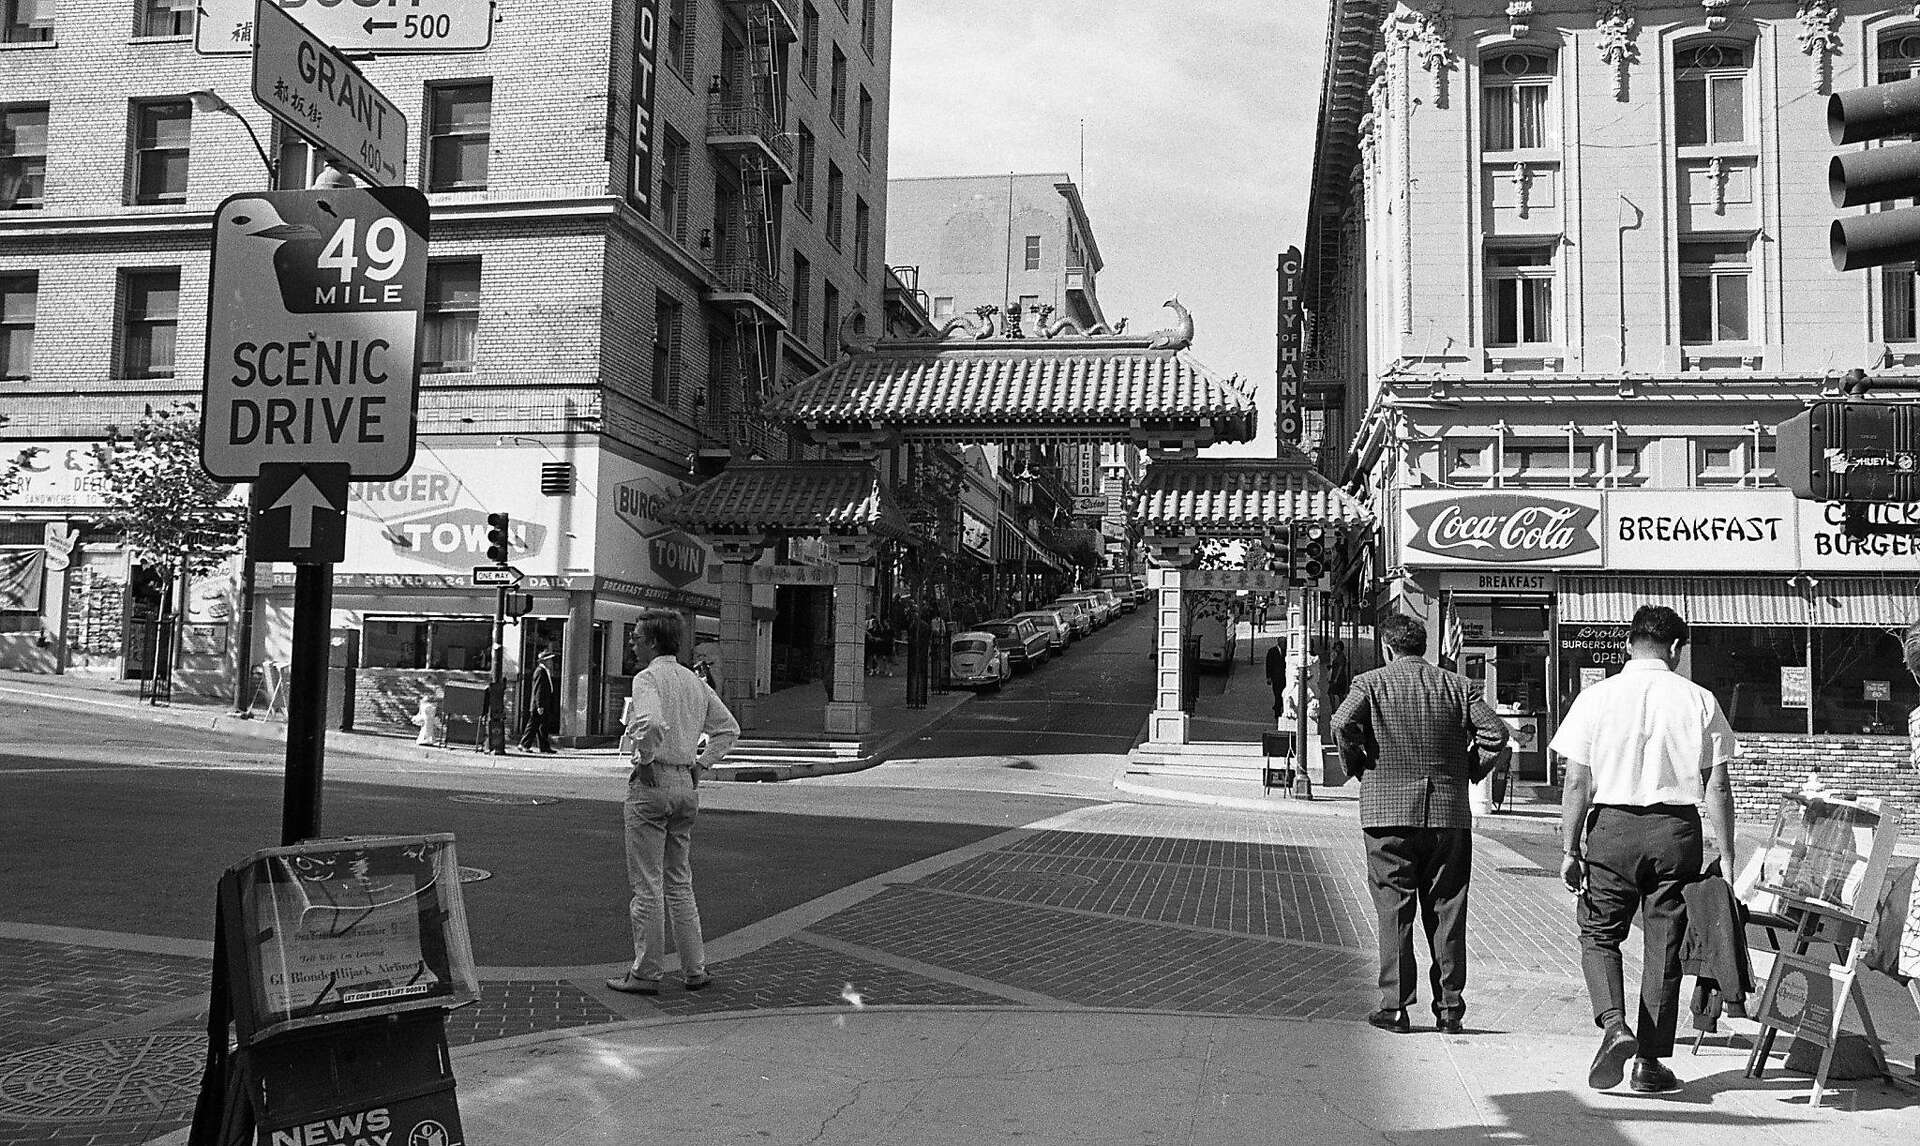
[1744,896,1889,1108]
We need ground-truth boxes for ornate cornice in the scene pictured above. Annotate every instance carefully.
[1383,1,1456,105]
[1797,0,1842,94]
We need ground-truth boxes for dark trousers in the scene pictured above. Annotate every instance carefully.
[517,708,553,752]
[1364,826,1472,1017]
[1578,804,1703,1059]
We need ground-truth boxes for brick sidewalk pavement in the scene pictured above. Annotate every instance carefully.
[0,796,1658,1145]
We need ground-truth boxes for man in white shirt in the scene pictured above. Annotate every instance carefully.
[606,610,740,996]
[1551,605,1737,1094]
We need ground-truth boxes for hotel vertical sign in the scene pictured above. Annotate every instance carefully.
[629,0,660,214]
[1277,246,1304,443]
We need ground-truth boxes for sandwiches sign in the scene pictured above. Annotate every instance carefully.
[1403,491,1603,566]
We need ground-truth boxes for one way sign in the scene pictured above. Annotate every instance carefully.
[249,462,349,564]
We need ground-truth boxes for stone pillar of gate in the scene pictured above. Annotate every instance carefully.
[824,534,879,735]
[710,536,767,728]
[1145,535,1199,746]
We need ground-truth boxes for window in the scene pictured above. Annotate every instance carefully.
[119,269,179,378]
[830,46,848,130]
[1679,239,1750,342]
[130,99,190,205]
[0,272,34,381]
[663,0,693,79]
[1879,30,1920,84]
[853,196,870,278]
[422,261,481,372]
[932,295,954,320]
[0,104,47,208]
[3,0,53,43]
[794,122,814,215]
[822,280,839,361]
[427,82,491,192]
[1504,442,1597,485]
[857,88,874,163]
[1024,235,1042,271]
[1884,264,1920,342]
[824,161,843,249]
[705,325,730,422]
[861,0,875,58]
[1485,245,1555,345]
[1674,43,1748,147]
[1612,445,1643,485]
[1699,442,1739,482]
[801,3,819,90]
[658,128,688,242]
[791,252,811,343]
[652,293,681,405]
[137,0,193,38]
[363,617,493,671]
[1448,444,1490,483]
[1480,51,1553,152]
[272,127,328,190]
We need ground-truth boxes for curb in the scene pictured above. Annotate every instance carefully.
[711,687,974,782]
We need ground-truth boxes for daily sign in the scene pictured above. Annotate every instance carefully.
[200,187,429,483]
[252,0,407,185]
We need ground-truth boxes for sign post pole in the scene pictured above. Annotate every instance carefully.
[489,584,508,754]
[281,563,333,844]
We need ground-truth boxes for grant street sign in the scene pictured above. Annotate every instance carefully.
[198,0,496,56]
[200,187,429,483]
[251,0,408,185]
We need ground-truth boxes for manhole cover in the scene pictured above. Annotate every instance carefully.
[448,793,559,806]
[0,1032,202,1121]
[1497,866,1557,878]
[979,870,1098,892]
[458,866,492,883]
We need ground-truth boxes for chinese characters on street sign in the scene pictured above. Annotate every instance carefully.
[251,0,408,185]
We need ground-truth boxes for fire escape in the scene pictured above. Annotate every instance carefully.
[705,0,797,463]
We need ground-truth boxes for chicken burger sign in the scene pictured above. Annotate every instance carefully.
[1402,491,1603,567]
[201,187,428,482]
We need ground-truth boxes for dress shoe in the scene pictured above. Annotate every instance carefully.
[1434,1013,1465,1034]
[684,973,714,991]
[604,971,660,995]
[1629,1057,1680,1094]
[1588,1023,1639,1089]
[1366,1008,1411,1033]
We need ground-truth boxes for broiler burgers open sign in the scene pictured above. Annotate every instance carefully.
[200,187,428,482]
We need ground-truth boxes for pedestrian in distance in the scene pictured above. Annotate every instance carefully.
[606,610,740,996]
[1551,604,1737,1094]
[1331,614,1510,1036]
[516,648,558,754]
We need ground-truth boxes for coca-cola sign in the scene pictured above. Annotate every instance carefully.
[1404,492,1602,565]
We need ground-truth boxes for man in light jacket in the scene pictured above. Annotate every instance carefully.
[606,610,740,995]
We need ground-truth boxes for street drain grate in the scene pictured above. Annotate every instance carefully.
[0,1032,202,1122]
[1497,866,1557,878]
[458,866,492,883]
[448,793,559,806]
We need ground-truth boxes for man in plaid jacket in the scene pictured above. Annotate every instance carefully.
[1332,614,1510,1035]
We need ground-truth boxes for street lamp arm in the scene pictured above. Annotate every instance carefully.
[188,89,275,183]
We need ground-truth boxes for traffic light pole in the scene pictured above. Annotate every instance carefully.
[488,584,508,754]
[280,562,333,844]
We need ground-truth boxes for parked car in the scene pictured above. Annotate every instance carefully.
[1049,599,1095,638]
[949,631,1012,689]
[1055,593,1107,627]
[1099,574,1142,612]
[977,616,1052,670]
[1091,588,1124,619]
[1014,609,1072,653]
[1063,591,1116,626]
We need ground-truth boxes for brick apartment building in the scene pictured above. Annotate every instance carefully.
[1305,1,1920,790]
[0,0,894,741]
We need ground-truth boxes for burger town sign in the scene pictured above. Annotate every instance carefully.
[1402,491,1604,566]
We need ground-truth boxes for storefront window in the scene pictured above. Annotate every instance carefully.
[362,618,493,671]
[1813,626,1917,736]
[1691,626,1804,733]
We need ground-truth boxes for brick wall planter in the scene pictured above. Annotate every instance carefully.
[1730,734,1919,831]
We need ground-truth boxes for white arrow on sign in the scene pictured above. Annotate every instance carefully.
[272,472,335,548]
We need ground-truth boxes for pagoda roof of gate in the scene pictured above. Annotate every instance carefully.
[656,461,910,540]
[1136,455,1372,533]
[763,337,1256,446]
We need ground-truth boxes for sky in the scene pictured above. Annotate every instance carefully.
[886,1,1331,458]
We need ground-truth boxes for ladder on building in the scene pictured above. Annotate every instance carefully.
[746,2,784,128]
[743,157,779,279]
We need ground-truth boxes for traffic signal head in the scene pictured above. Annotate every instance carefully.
[505,592,535,618]
[485,512,511,563]
[1775,400,1920,502]
[1829,75,1920,271]
[1289,522,1327,584]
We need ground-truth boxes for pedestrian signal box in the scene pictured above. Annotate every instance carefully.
[1775,400,1920,503]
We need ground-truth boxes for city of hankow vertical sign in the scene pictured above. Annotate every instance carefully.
[200,187,428,486]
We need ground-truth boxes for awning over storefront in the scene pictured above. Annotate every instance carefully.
[762,335,1256,447]
[1134,454,1372,534]
[655,461,910,541]
[1559,574,1920,627]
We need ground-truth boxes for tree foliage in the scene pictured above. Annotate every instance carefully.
[92,402,244,580]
